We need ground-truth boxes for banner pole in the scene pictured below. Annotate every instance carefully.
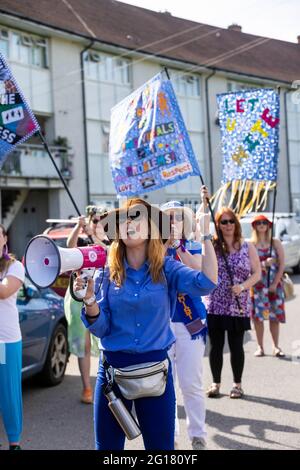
[203,182,244,315]
[38,131,95,244]
[267,86,281,287]
[267,184,277,287]
[163,67,171,80]
[37,131,81,217]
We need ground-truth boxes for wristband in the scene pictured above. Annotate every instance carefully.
[171,239,181,250]
[85,312,100,319]
[200,234,212,242]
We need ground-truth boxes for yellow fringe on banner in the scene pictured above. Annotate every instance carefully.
[210,182,230,208]
[211,180,276,217]
[254,182,265,212]
[233,179,246,213]
[239,180,253,216]
[256,181,276,212]
[228,180,240,209]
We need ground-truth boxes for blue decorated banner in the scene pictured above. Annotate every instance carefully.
[213,88,280,215]
[0,53,40,169]
[218,88,280,183]
[109,73,201,196]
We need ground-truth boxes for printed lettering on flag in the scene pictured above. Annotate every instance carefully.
[0,53,40,168]
[109,73,201,196]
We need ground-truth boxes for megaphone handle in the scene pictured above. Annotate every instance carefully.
[69,270,92,302]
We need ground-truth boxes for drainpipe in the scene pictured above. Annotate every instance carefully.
[204,70,216,192]
[284,89,293,212]
[80,40,95,205]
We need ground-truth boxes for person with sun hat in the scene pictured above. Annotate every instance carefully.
[250,214,286,358]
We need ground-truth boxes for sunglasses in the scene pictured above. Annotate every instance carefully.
[119,210,144,224]
[255,220,269,226]
[220,219,235,225]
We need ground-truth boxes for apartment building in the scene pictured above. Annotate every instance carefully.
[0,0,299,256]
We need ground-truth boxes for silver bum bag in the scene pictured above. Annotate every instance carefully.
[111,359,169,400]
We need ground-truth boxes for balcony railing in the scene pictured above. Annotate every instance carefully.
[1,144,73,179]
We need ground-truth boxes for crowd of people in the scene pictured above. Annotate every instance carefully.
[0,186,288,451]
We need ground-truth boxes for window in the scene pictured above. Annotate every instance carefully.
[6,30,48,67]
[0,29,9,57]
[227,81,263,92]
[32,38,48,67]
[287,94,300,198]
[169,70,201,97]
[85,51,131,84]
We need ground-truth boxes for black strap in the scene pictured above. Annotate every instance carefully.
[103,358,114,388]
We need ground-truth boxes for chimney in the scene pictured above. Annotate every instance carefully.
[228,24,242,32]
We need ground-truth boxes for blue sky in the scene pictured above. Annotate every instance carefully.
[121,0,300,43]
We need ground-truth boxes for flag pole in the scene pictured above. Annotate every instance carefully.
[267,184,277,287]
[163,67,170,80]
[38,131,95,244]
[164,66,243,315]
[38,131,82,216]
[267,86,281,288]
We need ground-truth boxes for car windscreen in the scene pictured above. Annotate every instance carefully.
[52,237,67,248]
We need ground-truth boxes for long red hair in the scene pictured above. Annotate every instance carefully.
[213,207,242,254]
[108,198,165,286]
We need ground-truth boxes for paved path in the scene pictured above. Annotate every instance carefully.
[1,276,299,450]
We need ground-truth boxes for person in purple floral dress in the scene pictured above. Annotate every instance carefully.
[206,208,261,398]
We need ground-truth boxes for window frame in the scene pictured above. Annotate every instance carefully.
[2,28,49,68]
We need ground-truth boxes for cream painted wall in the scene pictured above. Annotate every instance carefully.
[49,37,88,217]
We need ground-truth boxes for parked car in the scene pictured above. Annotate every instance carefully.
[239,213,300,273]
[19,276,69,385]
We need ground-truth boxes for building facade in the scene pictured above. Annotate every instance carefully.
[0,0,299,257]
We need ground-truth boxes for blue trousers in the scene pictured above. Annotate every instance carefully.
[94,350,175,450]
[0,341,23,443]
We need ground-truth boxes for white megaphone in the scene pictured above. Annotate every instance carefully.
[24,235,107,290]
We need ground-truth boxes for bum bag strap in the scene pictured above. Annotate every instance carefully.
[103,358,114,388]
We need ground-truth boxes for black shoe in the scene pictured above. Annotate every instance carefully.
[9,444,22,450]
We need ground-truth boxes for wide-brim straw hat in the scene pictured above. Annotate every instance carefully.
[99,200,171,243]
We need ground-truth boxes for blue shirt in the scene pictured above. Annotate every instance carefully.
[81,256,216,354]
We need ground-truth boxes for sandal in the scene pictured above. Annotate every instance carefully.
[273,348,285,357]
[254,348,265,357]
[230,386,244,399]
[206,383,220,398]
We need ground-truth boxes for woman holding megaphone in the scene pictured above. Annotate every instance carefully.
[74,198,217,450]
[64,206,109,405]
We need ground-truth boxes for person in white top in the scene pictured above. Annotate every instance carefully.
[0,223,25,450]
[161,186,218,450]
